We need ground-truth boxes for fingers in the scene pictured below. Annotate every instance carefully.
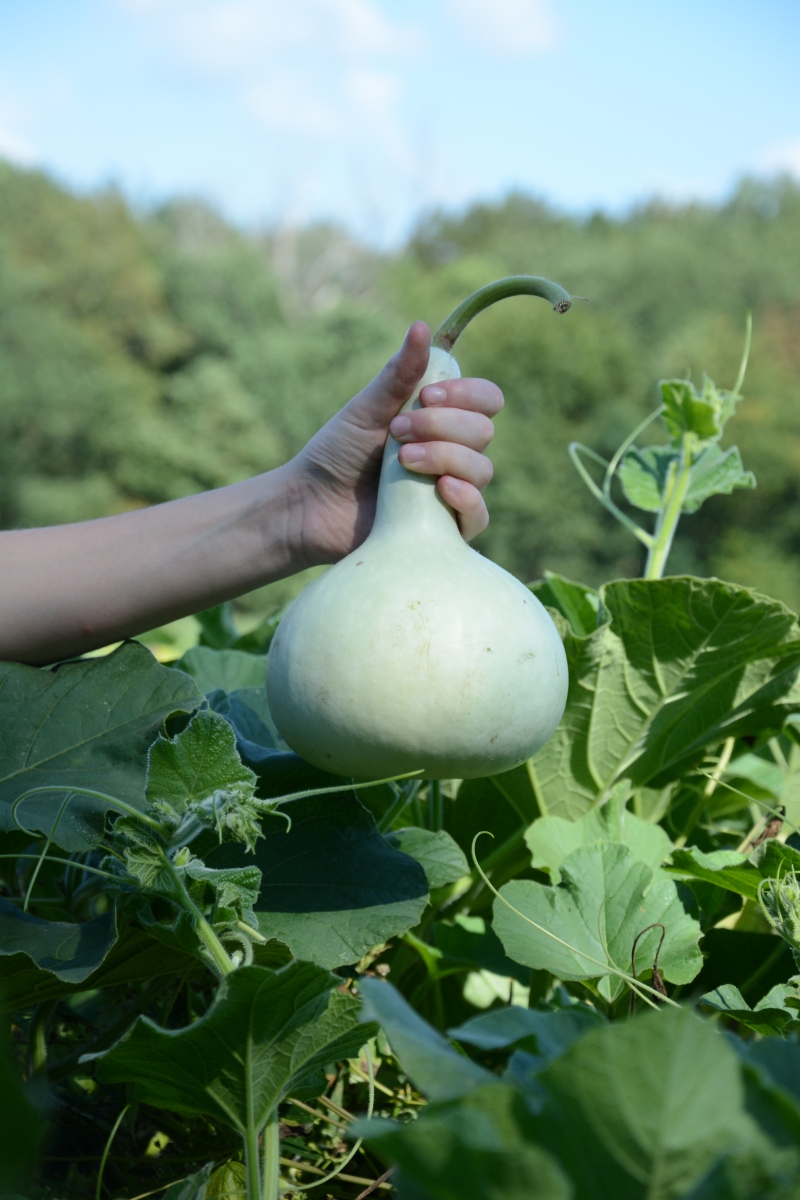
[389,406,494,452]
[344,321,431,430]
[398,441,494,490]
[437,477,489,542]
[420,377,503,417]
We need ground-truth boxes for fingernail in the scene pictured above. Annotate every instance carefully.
[422,385,447,404]
[390,414,412,438]
[401,444,424,464]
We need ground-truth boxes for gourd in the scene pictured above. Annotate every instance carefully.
[266,278,573,779]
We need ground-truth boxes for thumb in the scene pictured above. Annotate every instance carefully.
[345,321,431,429]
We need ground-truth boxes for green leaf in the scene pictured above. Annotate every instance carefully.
[618,444,755,517]
[361,1084,571,1200]
[211,795,429,969]
[0,896,117,983]
[682,444,755,513]
[144,709,261,850]
[526,787,672,883]
[660,376,737,442]
[147,710,256,815]
[535,1006,757,1198]
[175,646,267,694]
[493,844,702,996]
[207,686,285,753]
[528,578,800,820]
[0,924,202,1013]
[667,847,760,899]
[736,1039,800,1137]
[0,643,202,850]
[448,1005,604,1065]
[618,445,677,512]
[668,840,800,903]
[358,977,491,1102]
[92,962,370,1133]
[183,862,262,927]
[386,829,469,889]
[529,572,606,638]
[700,983,800,1036]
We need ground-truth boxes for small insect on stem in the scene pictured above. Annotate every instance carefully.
[629,923,667,1016]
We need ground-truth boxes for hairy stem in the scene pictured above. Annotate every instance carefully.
[158,850,235,976]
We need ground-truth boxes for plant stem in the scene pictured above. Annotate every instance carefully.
[644,432,696,580]
[262,1111,280,1200]
[158,850,235,976]
[432,275,573,351]
[245,1122,263,1200]
[29,999,56,1075]
[428,780,443,831]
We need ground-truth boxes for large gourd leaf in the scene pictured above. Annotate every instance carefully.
[528,578,800,820]
[174,646,267,694]
[534,1007,757,1199]
[526,786,672,883]
[493,844,702,998]
[0,924,201,1013]
[0,643,202,849]
[700,983,800,1037]
[211,795,429,969]
[92,962,370,1133]
[361,1084,571,1200]
[448,1005,604,1066]
[386,828,468,889]
[0,896,117,984]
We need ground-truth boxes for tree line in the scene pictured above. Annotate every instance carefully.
[1,161,799,611]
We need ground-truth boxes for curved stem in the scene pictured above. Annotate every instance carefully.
[432,276,573,352]
[569,443,654,547]
[23,793,74,911]
[96,1105,130,1200]
[731,312,753,400]
[603,406,665,494]
[302,1048,375,1191]
[12,785,165,836]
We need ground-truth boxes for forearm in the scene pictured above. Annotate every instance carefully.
[0,465,302,665]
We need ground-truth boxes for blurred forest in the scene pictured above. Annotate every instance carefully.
[1,160,800,613]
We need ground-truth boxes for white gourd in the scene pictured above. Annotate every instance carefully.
[267,277,573,780]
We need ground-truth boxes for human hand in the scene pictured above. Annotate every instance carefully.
[288,321,503,564]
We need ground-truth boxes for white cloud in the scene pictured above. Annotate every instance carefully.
[446,0,560,55]
[245,73,341,138]
[757,137,800,179]
[116,0,418,75]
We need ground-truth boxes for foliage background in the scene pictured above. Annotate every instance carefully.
[2,160,800,609]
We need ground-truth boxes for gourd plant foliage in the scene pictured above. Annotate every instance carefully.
[5,307,800,1200]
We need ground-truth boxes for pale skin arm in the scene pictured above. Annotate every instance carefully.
[0,322,502,665]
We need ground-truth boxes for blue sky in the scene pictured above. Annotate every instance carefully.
[1,0,798,244]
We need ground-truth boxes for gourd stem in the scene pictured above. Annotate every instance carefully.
[644,432,696,580]
[431,276,573,351]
